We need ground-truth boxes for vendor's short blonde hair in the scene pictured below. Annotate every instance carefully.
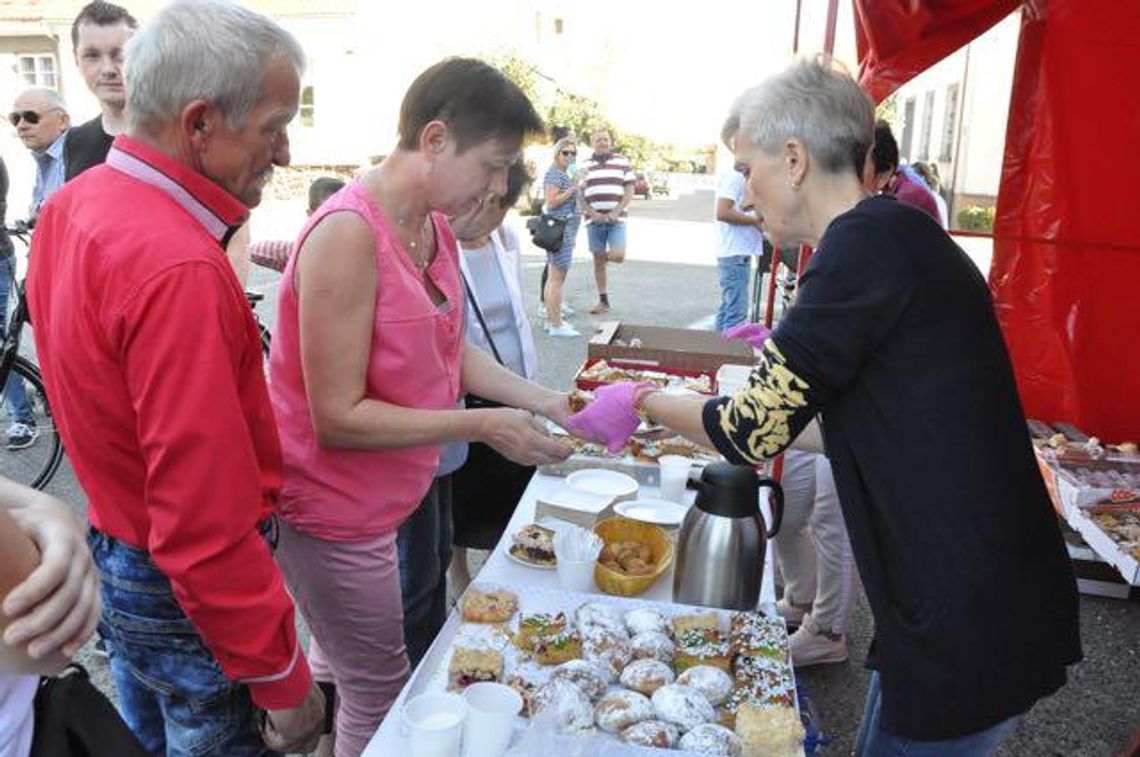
[723,57,875,179]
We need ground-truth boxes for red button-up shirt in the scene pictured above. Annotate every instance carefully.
[27,136,311,710]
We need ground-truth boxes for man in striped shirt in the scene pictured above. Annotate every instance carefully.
[581,129,634,314]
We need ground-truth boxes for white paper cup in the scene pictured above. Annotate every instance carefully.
[658,455,692,503]
[404,691,467,757]
[556,556,597,592]
[461,682,522,757]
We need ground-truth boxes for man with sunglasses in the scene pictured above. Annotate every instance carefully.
[65,2,138,181]
[10,89,70,219]
[5,88,69,451]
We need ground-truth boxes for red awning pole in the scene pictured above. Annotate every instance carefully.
[824,0,839,55]
[793,0,803,54]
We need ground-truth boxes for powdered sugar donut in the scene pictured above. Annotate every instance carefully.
[594,689,653,733]
[531,679,594,733]
[676,665,734,706]
[576,601,628,638]
[620,719,681,749]
[624,607,671,637]
[678,723,743,755]
[582,627,633,680]
[619,658,675,696]
[550,659,609,702]
[631,631,675,664]
[651,684,716,732]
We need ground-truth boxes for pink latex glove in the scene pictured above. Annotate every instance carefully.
[723,322,771,349]
[565,381,654,453]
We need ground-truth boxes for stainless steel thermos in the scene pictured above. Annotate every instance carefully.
[673,462,784,610]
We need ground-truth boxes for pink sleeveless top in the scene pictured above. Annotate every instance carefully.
[269,182,464,540]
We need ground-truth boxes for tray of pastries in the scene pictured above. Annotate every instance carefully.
[429,583,805,756]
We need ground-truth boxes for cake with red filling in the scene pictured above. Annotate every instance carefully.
[447,646,503,691]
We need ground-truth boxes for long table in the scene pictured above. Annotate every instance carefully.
[363,471,777,755]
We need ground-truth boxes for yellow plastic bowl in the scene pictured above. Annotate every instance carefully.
[593,517,674,597]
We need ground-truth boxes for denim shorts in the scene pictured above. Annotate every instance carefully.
[88,529,273,756]
[587,220,627,255]
[548,214,580,270]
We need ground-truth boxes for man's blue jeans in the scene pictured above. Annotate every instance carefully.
[715,254,751,332]
[88,529,275,756]
[855,672,1022,756]
[396,475,453,669]
[0,255,32,425]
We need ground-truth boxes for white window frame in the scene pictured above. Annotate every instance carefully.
[17,54,57,89]
[299,85,315,128]
[918,90,935,161]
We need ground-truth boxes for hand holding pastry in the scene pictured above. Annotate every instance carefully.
[565,382,655,453]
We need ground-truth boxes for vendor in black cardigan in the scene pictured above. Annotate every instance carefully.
[566,58,1081,755]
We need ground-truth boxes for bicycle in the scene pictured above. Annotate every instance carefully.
[0,222,64,489]
[246,290,272,367]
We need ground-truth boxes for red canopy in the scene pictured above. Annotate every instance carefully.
[855,0,1140,441]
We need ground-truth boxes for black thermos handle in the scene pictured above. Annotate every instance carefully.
[757,478,784,538]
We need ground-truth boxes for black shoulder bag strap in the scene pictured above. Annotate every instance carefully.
[461,268,504,366]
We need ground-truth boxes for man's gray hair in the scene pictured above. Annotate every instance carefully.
[722,57,875,178]
[16,87,67,112]
[125,0,305,133]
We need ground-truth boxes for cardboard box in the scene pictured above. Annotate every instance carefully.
[574,357,716,394]
[534,485,617,529]
[1061,523,1134,598]
[1035,448,1140,515]
[1076,505,1140,586]
[587,321,755,374]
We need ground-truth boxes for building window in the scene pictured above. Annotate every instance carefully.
[554,17,564,34]
[918,90,935,160]
[900,97,916,159]
[18,55,56,88]
[940,84,959,161]
[299,85,315,127]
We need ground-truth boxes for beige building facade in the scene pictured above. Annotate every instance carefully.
[888,11,1020,227]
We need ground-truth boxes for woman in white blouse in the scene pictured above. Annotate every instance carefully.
[446,161,540,593]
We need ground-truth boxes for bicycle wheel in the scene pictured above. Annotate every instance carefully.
[0,356,64,489]
[258,321,271,379]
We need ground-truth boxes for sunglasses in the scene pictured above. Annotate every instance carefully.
[560,150,577,157]
[8,108,59,127]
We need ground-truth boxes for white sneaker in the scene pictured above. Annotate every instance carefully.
[788,614,848,668]
[546,323,580,337]
[776,598,811,627]
[560,303,576,317]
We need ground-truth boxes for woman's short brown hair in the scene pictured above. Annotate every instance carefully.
[397,57,544,153]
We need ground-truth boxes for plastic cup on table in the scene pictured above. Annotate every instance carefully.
[556,556,597,592]
[461,682,523,757]
[403,691,467,757]
[658,455,692,504]
[553,525,604,593]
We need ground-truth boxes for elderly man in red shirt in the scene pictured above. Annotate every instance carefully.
[26,0,325,753]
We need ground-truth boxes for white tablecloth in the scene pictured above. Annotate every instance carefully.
[363,472,777,755]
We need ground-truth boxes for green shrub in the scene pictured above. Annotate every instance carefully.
[957,204,996,232]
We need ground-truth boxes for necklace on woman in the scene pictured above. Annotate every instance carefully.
[396,214,432,270]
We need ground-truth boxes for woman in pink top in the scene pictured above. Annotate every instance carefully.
[269,59,572,757]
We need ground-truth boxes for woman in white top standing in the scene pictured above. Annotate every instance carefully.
[447,161,540,594]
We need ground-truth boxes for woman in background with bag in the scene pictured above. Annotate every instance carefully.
[540,135,582,337]
[446,160,540,595]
